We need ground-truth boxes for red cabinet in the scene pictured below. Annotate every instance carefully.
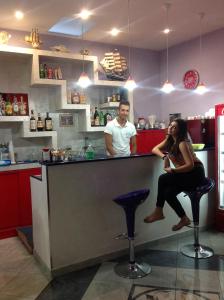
[136,129,166,154]
[0,167,41,239]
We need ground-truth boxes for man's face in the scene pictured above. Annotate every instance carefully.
[118,104,129,120]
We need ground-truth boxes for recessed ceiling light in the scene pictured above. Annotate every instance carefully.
[163,28,170,34]
[79,9,91,20]
[15,10,24,20]
[110,28,120,36]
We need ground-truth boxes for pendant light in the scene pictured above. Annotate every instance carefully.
[195,13,208,95]
[161,3,175,94]
[124,0,137,91]
[77,18,91,88]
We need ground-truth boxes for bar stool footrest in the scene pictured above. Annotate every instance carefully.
[114,261,151,279]
[181,244,214,259]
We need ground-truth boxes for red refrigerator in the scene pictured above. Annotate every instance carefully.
[215,103,224,231]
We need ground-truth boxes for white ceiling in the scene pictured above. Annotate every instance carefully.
[1,0,224,50]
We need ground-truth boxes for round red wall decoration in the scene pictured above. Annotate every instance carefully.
[183,70,200,89]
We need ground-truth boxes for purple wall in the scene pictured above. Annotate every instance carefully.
[1,28,161,121]
[160,27,224,122]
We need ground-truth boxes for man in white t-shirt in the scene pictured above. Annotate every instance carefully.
[104,100,137,156]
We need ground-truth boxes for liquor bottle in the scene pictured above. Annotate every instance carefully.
[5,96,13,116]
[30,110,36,132]
[39,64,45,78]
[47,67,53,79]
[37,113,44,131]
[94,107,100,126]
[0,96,6,116]
[19,96,27,115]
[99,111,104,126]
[71,89,80,104]
[0,94,3,116]
[104,112,112,125]
[12,96,19,115]
[79,91,86,104]
[44,64,48,79]
[45,112,53,131]
[90,106,95,126]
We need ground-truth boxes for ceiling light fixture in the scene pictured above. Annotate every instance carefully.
[161,3,175,94]
[195,13,208,95]
[110,28,120,37]
[163,28,170,34]
[124,0,137,91]
[15,10,24,20]
[77,19,91,88]
[79,9,91,20]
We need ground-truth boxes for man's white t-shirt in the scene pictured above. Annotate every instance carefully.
[104,118,137,156]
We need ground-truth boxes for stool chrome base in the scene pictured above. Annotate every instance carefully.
[181,244,214,259]
[114,261,151,279]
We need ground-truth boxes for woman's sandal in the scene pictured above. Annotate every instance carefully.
[172,217,191,231]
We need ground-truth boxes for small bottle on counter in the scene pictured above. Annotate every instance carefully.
[85,144,95,160]
[30,109,36,132]
[37,113,44,131]
[45,112,53,131]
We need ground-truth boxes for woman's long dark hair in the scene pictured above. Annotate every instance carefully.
[166,118,188,155]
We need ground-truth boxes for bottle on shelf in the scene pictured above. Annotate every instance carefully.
[5,96,13,116]
[116,93,121,102]
[94,107,100,126]
[37,113,44,131]
[47,67,53,79]
[45,112,53,131]
[12,96,19,116]
[19,96,27,115]
[99,111,104,126]
[90,107,95,126]
[39,64,45,79]
[71,89,80,104]
[0,94,5,116]
[79,91,86,104]
[30,109,36,132]
[44,64,48,79]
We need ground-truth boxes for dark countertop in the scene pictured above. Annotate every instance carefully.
[41,146,215,167]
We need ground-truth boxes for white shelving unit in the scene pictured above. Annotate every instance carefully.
[100,102,120,109]
[20,122,57,148]
[0,45,133,137]
[0,116,29,122]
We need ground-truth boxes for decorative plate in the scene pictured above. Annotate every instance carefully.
[183,70,200,89]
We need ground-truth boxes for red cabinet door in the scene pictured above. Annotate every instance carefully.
[136,130,166,154]
[18,168,41,226]
[0,171,20,238]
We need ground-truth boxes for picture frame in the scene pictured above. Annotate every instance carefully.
[59,113,74,127]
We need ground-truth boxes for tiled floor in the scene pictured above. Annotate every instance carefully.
[1,230,224,300]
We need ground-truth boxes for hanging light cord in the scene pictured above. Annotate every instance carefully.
[166,4,169,81]
[82,22,85,73]
[199,13,204,69]
[127,0,131,76]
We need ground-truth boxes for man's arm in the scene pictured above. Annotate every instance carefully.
[130,135,137,154]
[104,133,116,156]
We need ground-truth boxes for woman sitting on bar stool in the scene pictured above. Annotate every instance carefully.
[144,118,206,231]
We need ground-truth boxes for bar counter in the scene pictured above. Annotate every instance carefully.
[30,148,215,276]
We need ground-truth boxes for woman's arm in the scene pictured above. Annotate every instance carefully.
[152,138,168,159]
[165,141,194,173]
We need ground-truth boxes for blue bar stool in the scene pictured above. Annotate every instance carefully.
[181,177,215,259]
[113,189,151,279]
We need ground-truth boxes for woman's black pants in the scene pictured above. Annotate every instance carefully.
[156,163,205,218]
